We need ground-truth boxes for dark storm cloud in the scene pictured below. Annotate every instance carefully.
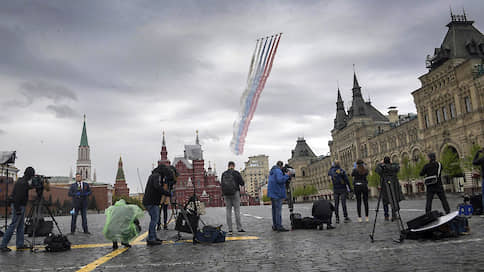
[46,104,77,119]
[20,80,77,104]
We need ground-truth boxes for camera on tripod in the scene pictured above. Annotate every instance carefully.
[29,175,51,196]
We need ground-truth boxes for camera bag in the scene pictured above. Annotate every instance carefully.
[195,225,226,243]
[25,218,53,237]
[44,233,71,252]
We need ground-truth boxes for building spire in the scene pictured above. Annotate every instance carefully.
[159,130,170,166]
[80,114,89,147]
[195,130,200,145]
[334,88,347,130]
[116,156,125,181]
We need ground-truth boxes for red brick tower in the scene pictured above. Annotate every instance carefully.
[114,156,130,197]
[158,131,171,166]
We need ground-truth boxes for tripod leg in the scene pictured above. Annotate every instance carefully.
[370,187,382,242]
[42,201,62,235]
[385,181,405,243]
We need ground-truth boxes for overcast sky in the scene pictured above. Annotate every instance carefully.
[1,1,483,193]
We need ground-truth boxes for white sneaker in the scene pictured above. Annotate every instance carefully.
[365,216,369,222]
[358,217,363,222]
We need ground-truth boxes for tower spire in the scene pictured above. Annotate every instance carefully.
[334,88,347,130]
[80,114,89,147]
[114,155,129,197]
[159,131,170,166]
[195,130,200,145]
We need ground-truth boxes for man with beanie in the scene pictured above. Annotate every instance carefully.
[328,160,352,223]
[1,167,35,252]
[143,164,172,245]
[268,161,291,232]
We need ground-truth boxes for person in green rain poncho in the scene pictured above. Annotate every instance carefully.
[103,199,144,249]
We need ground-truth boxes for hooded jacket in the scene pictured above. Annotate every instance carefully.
[142,165,171,206]
[328,166,351,193]
[267,166,290,199]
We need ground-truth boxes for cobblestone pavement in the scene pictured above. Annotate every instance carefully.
[1,194,484,271]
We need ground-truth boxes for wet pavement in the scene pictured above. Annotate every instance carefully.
[0,194,483,271]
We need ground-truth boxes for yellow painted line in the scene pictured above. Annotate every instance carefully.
[77,218,174,272]
[72,243,114,249]
[9,235,259,251]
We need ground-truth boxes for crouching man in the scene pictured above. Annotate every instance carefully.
[312,198,335,230]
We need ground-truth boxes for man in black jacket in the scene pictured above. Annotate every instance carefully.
[221,161,245,235]
[473,148,484,211]
[420,153,450,214]
[0,167,35,252]
[312,198,335,229]
[376,157,404,221]
[143,165,172,245]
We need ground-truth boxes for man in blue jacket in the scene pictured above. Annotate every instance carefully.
[68,173,92,234]
[267,161,291,232]
[328,160,352,223]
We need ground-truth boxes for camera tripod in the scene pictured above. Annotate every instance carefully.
[157,187,178,231]
[25,191,64,252]
[369,179,406,243]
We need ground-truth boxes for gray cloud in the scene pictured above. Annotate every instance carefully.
[46,104,77,119]
[0,129,5,135]
[20,80,77,105]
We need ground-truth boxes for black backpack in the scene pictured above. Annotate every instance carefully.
[221,170,238,196]
[44,234,71,252]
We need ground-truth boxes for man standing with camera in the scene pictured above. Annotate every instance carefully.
[143,164,172,245]
[69,173,91,234]
[221,161,245,235]
[0,167,35,252]
[268,161,291,232]
[473,148,484,211]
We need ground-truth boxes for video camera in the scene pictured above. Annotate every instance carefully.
[29,175,51,195]
[282,164,296,179]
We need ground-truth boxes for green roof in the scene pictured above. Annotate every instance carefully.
[80,116,89,147]
[116,157,125,181]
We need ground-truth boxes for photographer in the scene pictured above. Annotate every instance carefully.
[68,173,92,234]
[472,148,484,211]
[328,160,352,223]
[420,153,450,214]
[157,165,178,231]
[143,164,172,245]
[376,157,404,221]
[267,161,291,232]
[0,167,35,252]
[312,198,335,229]
[221,161,245,235]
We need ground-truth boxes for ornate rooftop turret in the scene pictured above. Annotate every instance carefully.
[426,11,484,70]
[334,88,348,130]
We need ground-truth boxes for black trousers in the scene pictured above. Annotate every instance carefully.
[334,191,348,218]
[426,189,450,214]
[354,185,369,217]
